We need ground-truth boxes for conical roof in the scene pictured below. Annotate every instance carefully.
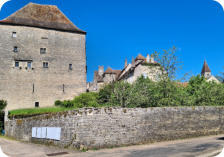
[201,60,211,74]
[0,3,86,34]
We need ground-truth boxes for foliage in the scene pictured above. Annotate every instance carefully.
[152,46,182,81]
[0,100,7,111]
[73,92,99,108]
[9,107,74,118]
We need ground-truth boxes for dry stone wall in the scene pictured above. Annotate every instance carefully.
[5,107,224,149]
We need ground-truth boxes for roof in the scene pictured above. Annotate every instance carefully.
[201,60,211,74]
[0,3,86,34]
[135,54,146,61]
[104,67,121,75]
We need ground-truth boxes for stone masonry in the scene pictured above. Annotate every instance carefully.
[0,3,87,110]
[5,107,224,149]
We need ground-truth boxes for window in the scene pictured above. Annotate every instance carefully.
[43,62,48,68]
[15,61,19,67]
[40,48,46,54]
[69,64,72,70]
[27,62,32,69]
[35,102,39,108]
[12,32,17,38]
[13,46,18,53]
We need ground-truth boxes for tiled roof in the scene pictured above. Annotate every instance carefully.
[0,3,86,34]
[201,60,211,74]
[135,54,146,61]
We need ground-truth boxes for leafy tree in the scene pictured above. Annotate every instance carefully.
[110,81,131,107]
[73,92,99,108]
[0,100,7,111]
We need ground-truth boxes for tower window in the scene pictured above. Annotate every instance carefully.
[43,62,48,68]
[12,32,17,38]
[13,46,18,53]
[35,102,39,108]
[69,64,72,70]
[15,61,19,67]
[40,48,46,54]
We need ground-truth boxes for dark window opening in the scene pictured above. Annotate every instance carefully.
[15,61,19,67]
[13,46,18,53]
[69,64,72,70]
[43,62,48,68]
[40,48,47,54]
[35,102,39,108]
[63,84,65,93]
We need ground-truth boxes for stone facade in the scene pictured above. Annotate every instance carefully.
[5,107,224,149]
[0,3,86,110]
[88,54,161,92]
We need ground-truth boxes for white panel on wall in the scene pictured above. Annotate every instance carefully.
[41,127,47,139]
[36,128,42,138]
[46,127,61,141]
[32,127,37,138]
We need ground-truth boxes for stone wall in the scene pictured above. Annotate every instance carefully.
[5,107,224,149]
[0,25,86,110]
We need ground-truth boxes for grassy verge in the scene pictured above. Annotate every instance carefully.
[9,107,76,118]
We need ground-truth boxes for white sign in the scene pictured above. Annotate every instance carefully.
[32,127,61,141]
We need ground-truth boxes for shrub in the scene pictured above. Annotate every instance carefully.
[54,100,63,107]
[73,92,99,108]
[62,100,74,108]
[0,100,7,111]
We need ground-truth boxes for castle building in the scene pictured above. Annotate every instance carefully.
[201,60,220,83]
[87,54,161,92]
[0,3,87,110]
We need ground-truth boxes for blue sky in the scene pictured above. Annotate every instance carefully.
[0,0,224,82]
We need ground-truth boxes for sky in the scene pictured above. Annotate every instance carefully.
[0,0,224,82]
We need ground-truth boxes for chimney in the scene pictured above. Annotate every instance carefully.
[150,54,154,63]
[98,66,104,76]
[146,54,150,63]
[132,57,135,67]
[125,58,128,68]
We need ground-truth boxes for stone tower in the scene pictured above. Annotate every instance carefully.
[0,3,87,110]
[201,60,212,79]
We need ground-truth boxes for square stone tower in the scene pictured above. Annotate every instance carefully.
[0,3,87,110]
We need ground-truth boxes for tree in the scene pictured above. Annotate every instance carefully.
[152,46,182,81]
[0,100,7,111]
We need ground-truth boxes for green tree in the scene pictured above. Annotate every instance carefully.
[110,81,131,107]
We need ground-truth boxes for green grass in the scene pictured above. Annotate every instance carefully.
[9,107,76,117]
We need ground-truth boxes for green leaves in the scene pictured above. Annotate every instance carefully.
[0,100,7,111]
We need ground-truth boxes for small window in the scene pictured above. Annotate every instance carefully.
[13,46,18,53]
[27,62,32,69]
[35,102,39,108]
[43,62,48,68]
[40,48,46,54]
[15,61,19,67]
[69,64,72,70]
[12,32,17,38]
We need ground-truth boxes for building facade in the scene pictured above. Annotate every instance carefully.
[88,54,161,92]
[201,60,220,83]
[0,3,87,110]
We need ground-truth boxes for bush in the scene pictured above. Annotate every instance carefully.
[62,100,74,108]
[73,92,99,108]
[0,100,7,111]
[54,100,63,107]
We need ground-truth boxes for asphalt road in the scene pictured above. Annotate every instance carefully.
[1,135,224,157]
